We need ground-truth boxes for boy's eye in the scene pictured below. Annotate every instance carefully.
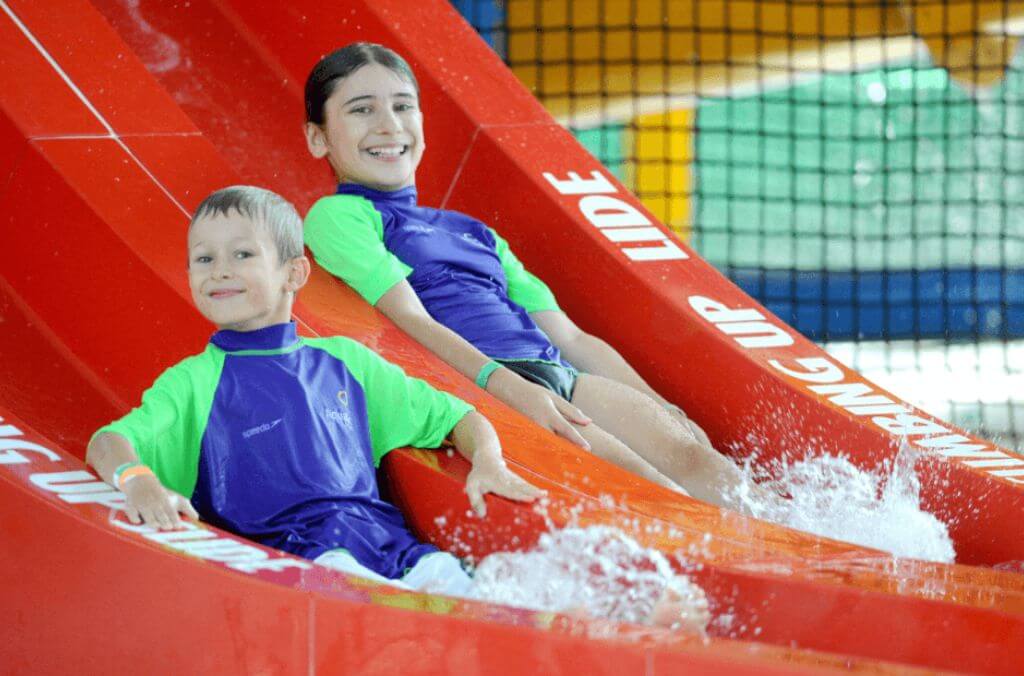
[194,255,212,264]
[348,105,372,115]
[235,250,255,260]
[394,103,416,113]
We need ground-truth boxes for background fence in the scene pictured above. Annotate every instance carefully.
[454,0,1023,451]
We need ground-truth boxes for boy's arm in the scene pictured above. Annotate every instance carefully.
[326,337,546,516]
[448,411,545,517]
[87,432,198,530]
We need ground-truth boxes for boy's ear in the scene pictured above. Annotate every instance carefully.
[304,122,329,159]
[286,255,312,293]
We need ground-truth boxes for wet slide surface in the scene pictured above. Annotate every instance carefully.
[1,0,1023,673]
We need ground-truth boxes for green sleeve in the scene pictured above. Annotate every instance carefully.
[305,337,474,467]
[92,347,224,497]
[489,228,561,313]
[305,195,413,305]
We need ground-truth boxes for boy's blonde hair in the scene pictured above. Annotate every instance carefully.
[190,185,303,263]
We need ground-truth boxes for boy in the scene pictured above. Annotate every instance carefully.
[87,185,544,595]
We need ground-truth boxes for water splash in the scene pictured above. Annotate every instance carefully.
[119,0,182,74]
[469,526,710,631]
[731,443,955,562]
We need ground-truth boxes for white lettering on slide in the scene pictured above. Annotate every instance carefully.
[767,357,843,383]
[0,421,60,464]
[765,357,1024,485]
[29,470,126,508]
[915,435,1024,470]
[808,383,900,409]
[2,419,313,575]
[579,195,650,228]
[111,520,311,573]
[688,296,794,348]
[543,170,688,262]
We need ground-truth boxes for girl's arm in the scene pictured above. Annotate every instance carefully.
[375,281,592,449]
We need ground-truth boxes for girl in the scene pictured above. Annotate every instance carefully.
[302,43,750,507]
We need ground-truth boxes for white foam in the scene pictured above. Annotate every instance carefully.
[730,443,956,562]
[469,526,710,631]
[121,0,182,74]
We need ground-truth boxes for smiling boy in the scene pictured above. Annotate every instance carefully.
[86,185,543,593]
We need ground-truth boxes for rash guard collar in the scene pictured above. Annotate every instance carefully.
[337,182,418,206]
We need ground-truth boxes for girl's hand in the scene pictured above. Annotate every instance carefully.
[123,474,198,530]
[464,459,546,518]
[494,371,592,450]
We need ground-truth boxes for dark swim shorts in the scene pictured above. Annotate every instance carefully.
[495,359,579,401]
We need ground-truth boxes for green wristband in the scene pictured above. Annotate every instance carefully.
[112,461,141,488]
[475,360,502,389]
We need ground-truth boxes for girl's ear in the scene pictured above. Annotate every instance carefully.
[286,255,312,293]
[304,122,329,159]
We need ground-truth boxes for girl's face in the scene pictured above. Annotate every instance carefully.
[305,63,424,191]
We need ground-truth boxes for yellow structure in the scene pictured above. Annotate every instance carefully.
[624,108,693,235]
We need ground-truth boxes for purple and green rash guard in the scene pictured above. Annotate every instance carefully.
[304,184,571,367]
[95,322,473,578]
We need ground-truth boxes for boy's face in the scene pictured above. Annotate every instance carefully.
[304,62,424,191]
[187,212,308,332]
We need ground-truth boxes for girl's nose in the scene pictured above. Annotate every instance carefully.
[377,108,402,133]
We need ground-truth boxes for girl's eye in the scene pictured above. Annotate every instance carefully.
[194,255,212,264]
[235,250,254,260]
[394,103,415,113]
[349,105,372,115]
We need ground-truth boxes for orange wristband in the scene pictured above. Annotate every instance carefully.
[117,464,155,490]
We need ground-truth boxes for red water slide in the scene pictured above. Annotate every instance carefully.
[195,0,1024,568]
[2,0,1023,673]
[84,0,1024,566]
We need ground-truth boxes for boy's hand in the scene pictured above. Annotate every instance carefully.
[465,459,545,518]
[123,474,198,530]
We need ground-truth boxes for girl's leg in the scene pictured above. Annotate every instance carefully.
[570,374,747,507]
[571,418,685,494]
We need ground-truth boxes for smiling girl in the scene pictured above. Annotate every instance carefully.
[302,43,751,507]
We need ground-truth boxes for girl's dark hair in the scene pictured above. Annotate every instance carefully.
[304,42,419,124]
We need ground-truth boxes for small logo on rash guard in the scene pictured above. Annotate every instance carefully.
[337,389,348,406]
[243,418,282,439]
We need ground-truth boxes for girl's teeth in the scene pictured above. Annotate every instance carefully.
[368,146,405,158]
